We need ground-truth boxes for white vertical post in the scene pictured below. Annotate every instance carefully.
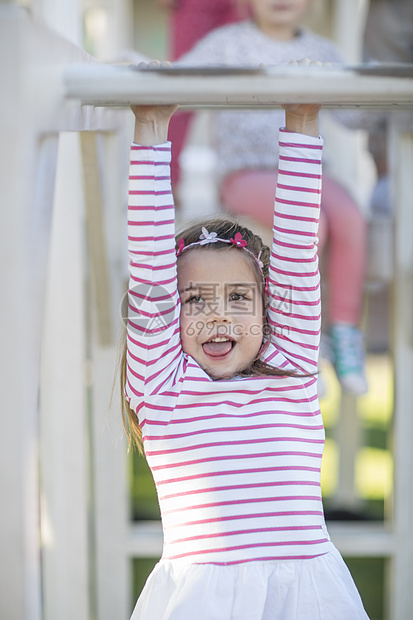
[27,4,90,620]
[83,0,134,61]
[332,0,367,63]
[104,0,135,58]
[39,132,90,620]
[90,346,131,620]
[390,127,413,620]
[0,8,55,619]
[83,129,131,620]
[32,0,81,45]
[330,394,363,511]
[327,0,369,515]
[0,133,54,620]
[329,0,372,210]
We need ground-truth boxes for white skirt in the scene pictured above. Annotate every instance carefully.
[131,546,370,620]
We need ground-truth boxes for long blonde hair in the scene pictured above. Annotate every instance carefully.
[119,327,144,452]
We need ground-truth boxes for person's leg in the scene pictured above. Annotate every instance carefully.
[221,169,275,228]
[221,168,328,248]
[320,176,368,394]
[168,0,243,190]
[320,177,366,326]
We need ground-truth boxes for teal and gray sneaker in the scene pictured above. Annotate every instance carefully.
[330,323,368,396]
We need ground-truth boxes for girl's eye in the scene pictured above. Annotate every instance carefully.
[185,295,204,304]
[229,292,251,302]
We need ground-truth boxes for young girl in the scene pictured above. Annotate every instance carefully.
[122,63,369,618]
[173,0,369,397]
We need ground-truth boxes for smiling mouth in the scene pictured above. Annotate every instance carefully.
[202,336,235,358]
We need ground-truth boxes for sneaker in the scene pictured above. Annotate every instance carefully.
[330,323,368,396]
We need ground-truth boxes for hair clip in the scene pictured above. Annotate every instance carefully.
[199,227,218,244]
[176,237,186,257]
[230,232,247,248]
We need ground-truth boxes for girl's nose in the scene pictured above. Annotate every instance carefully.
[206,315,230,326]
[206,302,231,325]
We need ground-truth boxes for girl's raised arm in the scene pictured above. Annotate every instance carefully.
[125,85,183,414]
[266,91,323,375]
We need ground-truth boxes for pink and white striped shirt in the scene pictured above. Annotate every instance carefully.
[125,130,334,565]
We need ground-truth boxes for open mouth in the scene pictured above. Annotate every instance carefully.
[202,336,236,358]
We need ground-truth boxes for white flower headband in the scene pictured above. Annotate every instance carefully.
[176,227,268,292]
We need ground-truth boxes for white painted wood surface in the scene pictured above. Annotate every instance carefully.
[90,345,130,620]
[0,6,124,619]
[40,132,90,620]
[63,63,413,108]
[389,126,413,620]
[86,130,131,620]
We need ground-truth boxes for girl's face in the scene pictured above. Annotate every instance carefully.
[178,248,264,380]
[249,0,310,35]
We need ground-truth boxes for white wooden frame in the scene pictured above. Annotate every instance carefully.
[1,4,412,620]
[0,7,129,620]
[63,62,413,108]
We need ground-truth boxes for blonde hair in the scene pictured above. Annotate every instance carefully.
[119,327,144,452]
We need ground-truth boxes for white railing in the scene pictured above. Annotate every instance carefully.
[63,62,413,108]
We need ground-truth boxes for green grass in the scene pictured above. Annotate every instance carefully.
[131,557,160,612]
[129,450,160,521]
[344,557,387,620]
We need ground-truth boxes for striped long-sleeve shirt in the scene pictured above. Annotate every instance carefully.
[125,130,334,565]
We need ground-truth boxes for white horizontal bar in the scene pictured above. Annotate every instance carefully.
[63,64,413,108]
[128,522,163,558]
[328,522,395,557]
[128,521,395,558]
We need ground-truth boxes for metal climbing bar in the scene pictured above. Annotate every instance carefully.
[63,63,413,108]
